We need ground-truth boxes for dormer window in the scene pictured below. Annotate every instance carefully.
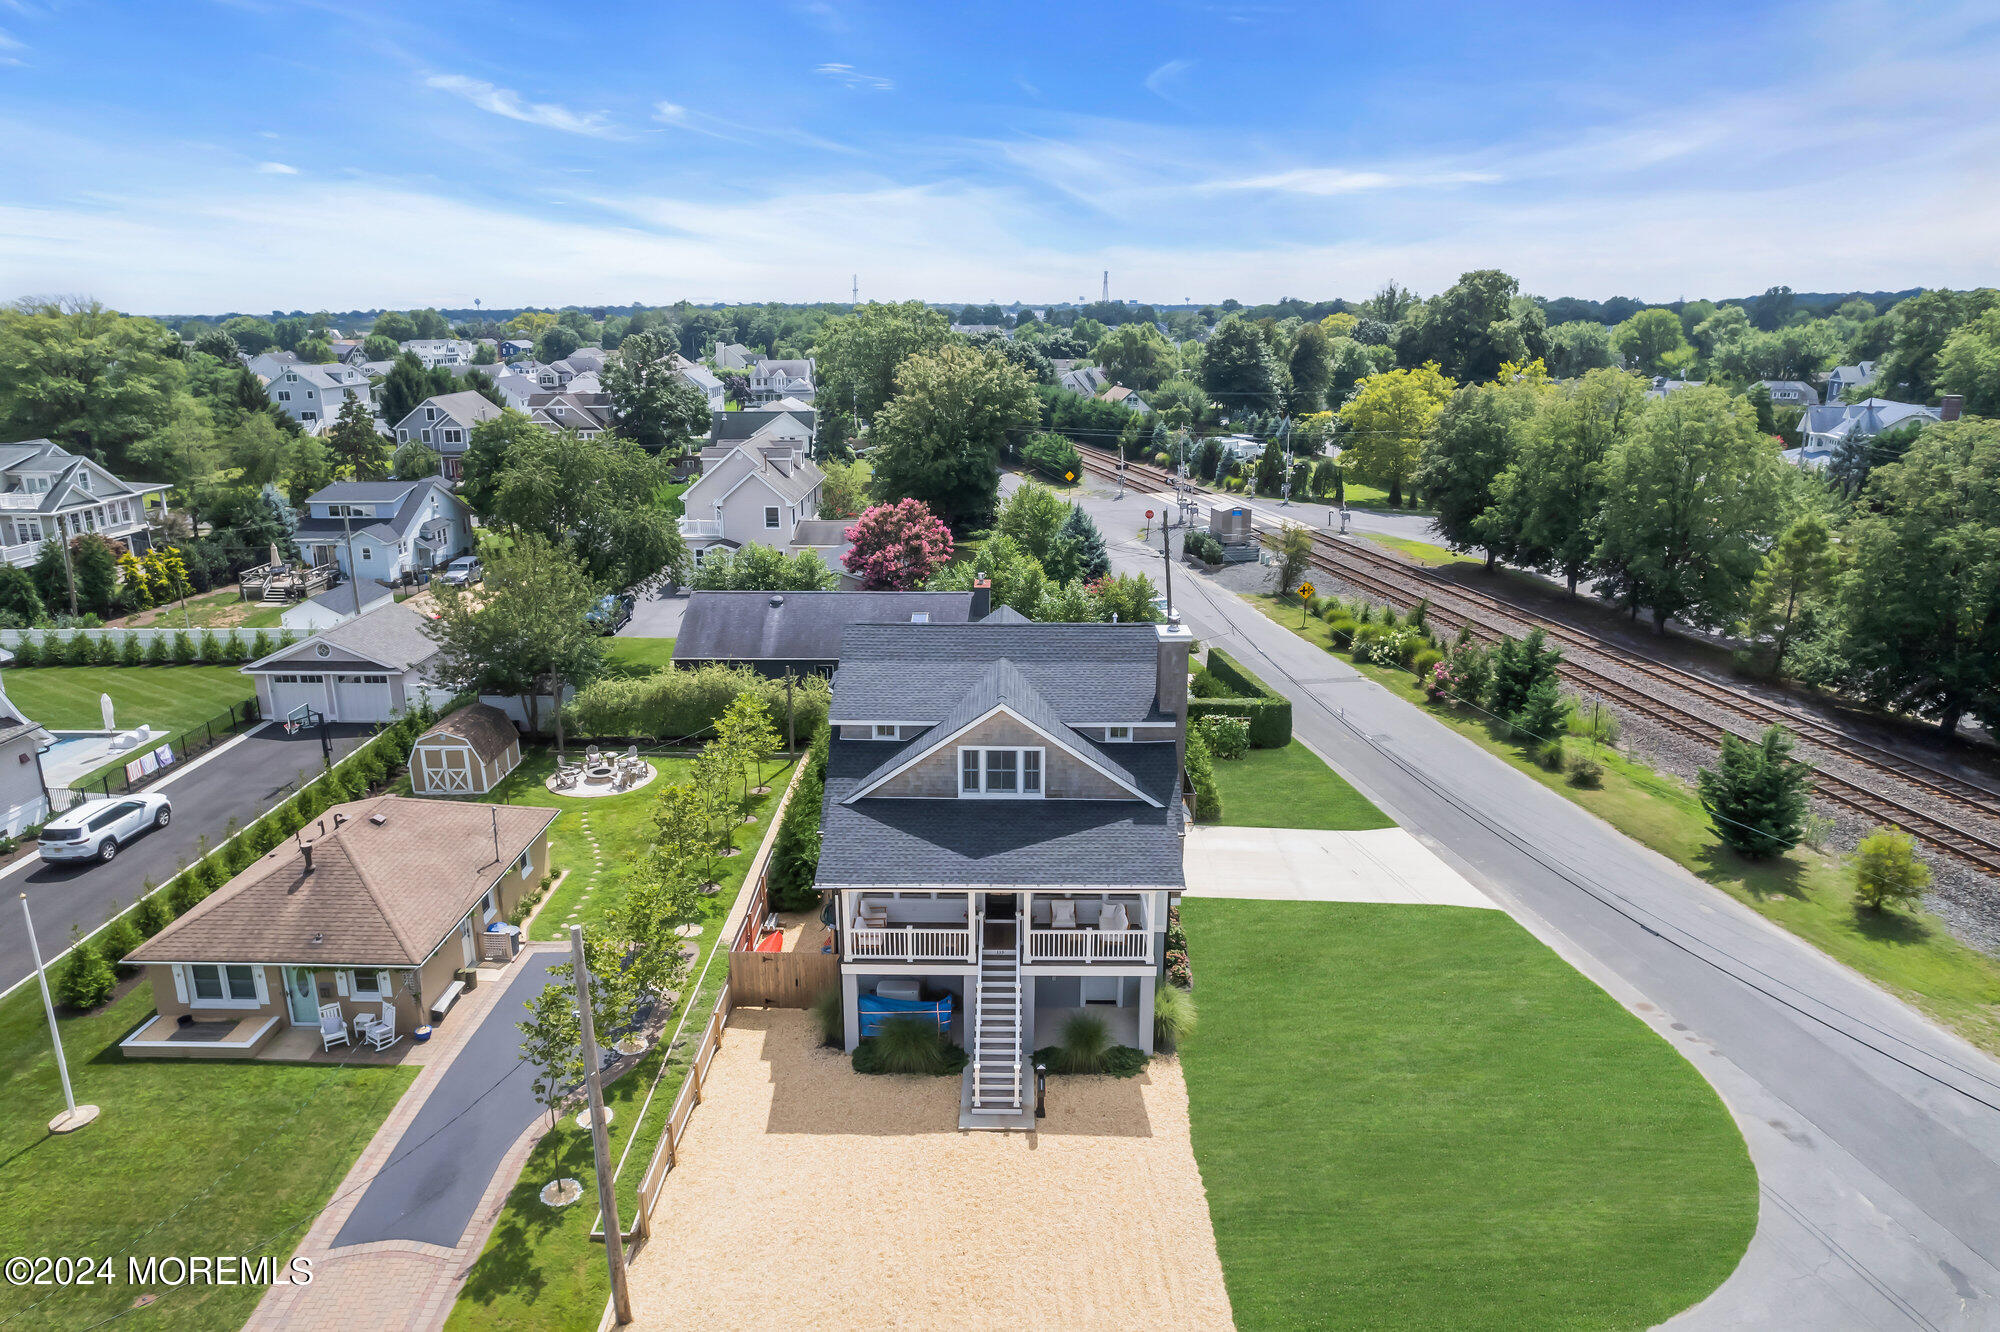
[873,724,899,740]
[959,747,1042,797]
[1106,726,1132,742]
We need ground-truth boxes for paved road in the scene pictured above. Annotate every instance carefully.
[332,950,559,1249]
[1051,472,2000,1328]
[0,722,375,996]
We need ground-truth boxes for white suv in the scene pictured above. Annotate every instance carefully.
[38,794,173,864]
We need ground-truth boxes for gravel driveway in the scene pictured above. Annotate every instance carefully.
[625,1009,1234,1330]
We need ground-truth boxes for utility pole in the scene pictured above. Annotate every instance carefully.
[570,925,633,1325]
[784,670,796,753]
[1159,504,1175,620]
[22,894,97,1133]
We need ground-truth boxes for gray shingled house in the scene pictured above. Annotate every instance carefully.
[672,586,991,676]
[819,616,1194,1120]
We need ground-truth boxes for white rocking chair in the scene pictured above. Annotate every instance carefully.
[318,1002,350,1051]
[365,1004,401,1051]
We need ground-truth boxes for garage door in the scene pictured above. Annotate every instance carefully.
[267,674,328,725]
[332,674,394,723]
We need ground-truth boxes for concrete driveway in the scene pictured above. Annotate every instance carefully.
[332,949,560,1249]
[0,721,375,996]
[1184,825,1496,908]
[620,585,686,640]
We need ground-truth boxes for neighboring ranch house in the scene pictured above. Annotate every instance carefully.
[391,392,505,482]
[279,578,396,635]
[672,586,991,676]
[711,400,815,443]
[678,433,826,566]
[266,362,374,431]
[1752,379,1818,408]
[822,617,1194,1121]
[1098,384,1150,413]
[243,600,449,726]
[291,478,472,581]
[119,795,556,1059]
[409,703,522,796]
[0,439,169,568]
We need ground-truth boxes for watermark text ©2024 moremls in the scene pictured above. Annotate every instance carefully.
[5,1255,312,1288]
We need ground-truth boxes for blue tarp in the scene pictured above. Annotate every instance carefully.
[858,991,953,1038]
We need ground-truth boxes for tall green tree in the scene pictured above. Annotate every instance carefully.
[1490,369,1647,594]
[601,329,710,454]
[1198,318,1283,414]
[1936,306,2000,416]
[1546,321,1616,378]
[486,429,688,591]
[375,353,435,427]
[993,481,1069,565]
[1835,418,2000,735]
[423,532,607,736]
[1738,513,1839,677]
[1054,504,1109,582]
[1092,323,1176,392]
[1876,288,1998,402]
[1336,363,1455,505]
[813,301,954,425]
[1594,386,1782,632]
[1416,374,1544,570]
[1396,270,1546,383]
[0,299,186,470]
[1285,321,1334,412]
[1611,309,1693,378]
[325,395,389,479]
[868,343,1038,526]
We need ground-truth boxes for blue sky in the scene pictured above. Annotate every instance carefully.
[1,0,1996,312]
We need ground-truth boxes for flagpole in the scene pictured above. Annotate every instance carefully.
[21,894,99,1133]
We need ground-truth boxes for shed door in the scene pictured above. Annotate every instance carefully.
[421,744,472,793]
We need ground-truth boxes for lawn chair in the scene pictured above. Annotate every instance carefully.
[366,1004,401,1051]
[318,1002,350,1052]
[623,744,641,771]
[553,761,579,791]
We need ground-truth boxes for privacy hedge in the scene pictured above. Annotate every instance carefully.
[563,664,831,746]
[768,728,829,911]
[1188,648,1292,748]
[1184,726,1222,823]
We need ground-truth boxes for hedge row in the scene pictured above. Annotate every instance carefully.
[767,728,829,911]
[564,664,832,746]
[9,628,296,668]
[1184,725,1222,823]
[1188,647,1292,748]
[50,709,432,1010]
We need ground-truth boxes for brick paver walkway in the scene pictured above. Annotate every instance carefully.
[246,942,565,1332]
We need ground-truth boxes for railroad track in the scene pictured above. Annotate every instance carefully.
[1065,444,2000,873]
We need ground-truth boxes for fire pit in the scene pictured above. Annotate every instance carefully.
[583,762,617,786]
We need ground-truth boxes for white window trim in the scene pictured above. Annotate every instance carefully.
[957,745,1044,798]
[1106,725,1132,742]
[873,724,900,740]
[184,962,266,1009]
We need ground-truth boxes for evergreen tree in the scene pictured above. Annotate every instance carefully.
[327,395,390,479]
[1696,726,1810,858]
[1057,505,1109,582]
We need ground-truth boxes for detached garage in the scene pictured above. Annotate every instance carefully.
[410,703,521,795]
[243,602,448,726]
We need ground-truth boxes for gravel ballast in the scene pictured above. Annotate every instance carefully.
[624,1009,1235,1331]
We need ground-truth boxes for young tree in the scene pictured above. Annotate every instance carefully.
[1739,512,1839,677]
[609,868,699,1010]
[602,329,710,455]
[1055,505,1109,582]
[652,781,717,892]
[1851,829,1931,913]
[423,533,608,736]
[1696,726,1810,859]
[843,498,954,589]
[994,482,1069,566]
[1594,386,1783,632]
[1269,525,1314,596]
[1484,628,1563,720]
[326,395,389,479]
[715,693,781,794]
[868,343,1038,525]
[1337,363,1455,505]
[816,459,869,519]
[392,438,442,481]
[1835,418,2000,735]
[1254,440,1285,495]
[519,980,584,1128]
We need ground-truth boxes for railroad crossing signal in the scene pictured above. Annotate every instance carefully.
[1297,581,1315,600]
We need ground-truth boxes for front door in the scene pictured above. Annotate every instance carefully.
[460,917,477,968]
[284,967,319,1025]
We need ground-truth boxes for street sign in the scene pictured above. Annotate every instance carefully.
[1064,471,1075,481]
[1145,510,1154,519]
[1297,581,1316,600]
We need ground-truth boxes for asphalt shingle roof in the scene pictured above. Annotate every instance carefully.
[677,590,980,662]
[829,622,1168,724]
[246,600,442,674]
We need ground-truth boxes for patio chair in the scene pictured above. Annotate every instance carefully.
[552,766,577,791]
[1049,899,1079,929]
[366,1005,401,1051]
[623,744,641,770]
[318,1003,350,1051]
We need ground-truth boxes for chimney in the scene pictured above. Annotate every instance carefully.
[299,840,315,875]
[1156,611,1196,790]
[970,577,992,621]
[1941,394,1964,423]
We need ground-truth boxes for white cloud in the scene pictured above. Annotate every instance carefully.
[815,62,893,91]
[1143,59,1192,102]
[254,161,299,175]
[425,73,616,138]
[1214,167,1501,195]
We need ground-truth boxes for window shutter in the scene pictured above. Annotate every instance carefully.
[171,964,187,1004]
[251,967,269,1006]
[377,971,392,997]
[335,970,350,997]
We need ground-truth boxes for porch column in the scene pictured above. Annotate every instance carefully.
[1138,976,1156,1055]
[841,972,860,1052]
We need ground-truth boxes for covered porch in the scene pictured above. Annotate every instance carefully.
[838,888,1161,966]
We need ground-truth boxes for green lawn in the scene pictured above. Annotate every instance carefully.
[1180,899,1757,1330]
[0,983,415,1330]
[604,637,676,674]
[444,750,797,1331]
[1338,480,1437,515]
[6,665,256,733]
[1251,592,2000,1057]
[1362,532,1481,567]
[1209,739,1395,830]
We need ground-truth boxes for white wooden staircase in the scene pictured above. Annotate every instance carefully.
[970,920,1023,1114]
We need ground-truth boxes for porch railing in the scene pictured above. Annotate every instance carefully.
[1026,929,1152,964]
[847,925,974,963]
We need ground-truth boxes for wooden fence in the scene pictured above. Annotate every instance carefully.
[725,842,839,1007]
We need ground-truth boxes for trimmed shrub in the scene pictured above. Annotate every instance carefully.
[1348,623,1383,659]
[565,664,832,746]
[1153,983,1198,1049]
[245,816,281,856]
[1324,616,1357,648]
[134,887,170,937]
[1193,714,1249,761]
[170,630,197,664]
[852,1017,965,1075]
[249,629,273,660]
[811,986,844,1050]
[145,634,170,665]
[63,631,95,666]
[275,803,306,836]
[223,633,251,664]
[99,915,143,975]
[93,633,121,666]
[10,635,39,667]
[54,929,116,1010]
[1411,648,1444,679]
[120,632,144,666]
[197,630,222,662]
[1185,648,1290,748]
[1183,726,1222,823]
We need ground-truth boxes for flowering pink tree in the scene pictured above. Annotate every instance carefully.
[843,499,954,590]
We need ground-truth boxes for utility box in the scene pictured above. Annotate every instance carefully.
[1209,507,1254,546]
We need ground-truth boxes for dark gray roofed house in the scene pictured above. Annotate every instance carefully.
[673,587,991,676]
[242,601,448,724]
[0,439,170,568]
[819,615,1195,1116]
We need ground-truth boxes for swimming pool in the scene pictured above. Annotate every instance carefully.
[40,731,120,785]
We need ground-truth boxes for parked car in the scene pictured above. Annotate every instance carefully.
[438,556,483,587]
[585,592,634,635]
[38,794,173,865]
